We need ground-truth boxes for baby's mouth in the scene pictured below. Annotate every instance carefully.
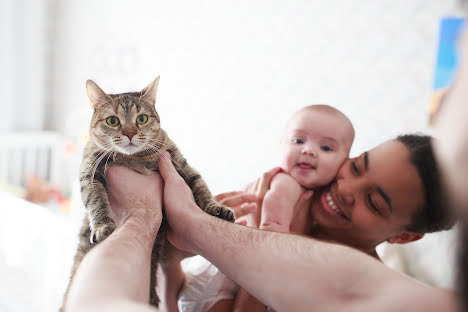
[296,162,316,169]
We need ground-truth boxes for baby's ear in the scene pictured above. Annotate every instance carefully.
[141,76,160,106]
[86,80,112,109]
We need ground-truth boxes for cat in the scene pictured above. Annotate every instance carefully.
[61,76,234,309]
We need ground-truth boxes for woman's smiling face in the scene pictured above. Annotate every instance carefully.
[309,140,425,253]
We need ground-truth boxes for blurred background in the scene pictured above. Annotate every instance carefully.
[0,0,466,311]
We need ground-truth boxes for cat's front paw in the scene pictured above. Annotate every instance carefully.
[90,223,116,244]
[210,205,235,223]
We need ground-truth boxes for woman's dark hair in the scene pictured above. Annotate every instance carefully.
[396,134,455,233]
[459,221,468,312]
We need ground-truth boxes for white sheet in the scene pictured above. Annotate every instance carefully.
[0,190,82,311]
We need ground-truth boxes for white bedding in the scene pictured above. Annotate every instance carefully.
[0,190,82,312]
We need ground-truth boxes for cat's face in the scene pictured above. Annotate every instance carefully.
[86,77,162,155]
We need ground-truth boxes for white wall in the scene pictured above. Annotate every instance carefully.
[50,0,464,194]
[0,0,47,131]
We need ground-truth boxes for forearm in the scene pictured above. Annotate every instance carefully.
[260,191,296,232]
[65,217,158,312]
[187,211,378,311]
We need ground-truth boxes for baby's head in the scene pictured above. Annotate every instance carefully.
[280,105,354,189]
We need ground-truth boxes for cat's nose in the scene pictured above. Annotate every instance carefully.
[122,125,137,141]
[123,131,136,140]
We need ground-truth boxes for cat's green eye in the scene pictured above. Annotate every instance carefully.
[136,114,148,125]
[106,116,120,127]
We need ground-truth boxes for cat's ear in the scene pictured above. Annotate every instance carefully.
[141,76,160,105]
[86,80,112,109]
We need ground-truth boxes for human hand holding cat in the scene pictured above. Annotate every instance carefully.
[106,166,164,238]
[158,152,202,253]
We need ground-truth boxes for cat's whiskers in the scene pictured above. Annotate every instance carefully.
[86,143,114,173]
[88,148,110,179]
[89,146,115,187]
[145,142,188,179]
[146,138,172,149]
[103,148,116,172]
[90,150,112,187]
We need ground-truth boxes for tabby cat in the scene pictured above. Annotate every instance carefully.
[62,77,234,308]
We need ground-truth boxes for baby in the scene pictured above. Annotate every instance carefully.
[169,105,355,312]
[260,104,355,232]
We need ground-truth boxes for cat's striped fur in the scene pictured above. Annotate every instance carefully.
[61,77,234,309]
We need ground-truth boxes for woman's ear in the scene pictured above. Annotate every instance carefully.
[387,232,423,244]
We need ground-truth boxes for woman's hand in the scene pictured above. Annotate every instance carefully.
[211,168,282,228]
[214,191,257,224]
[242,167,282,227]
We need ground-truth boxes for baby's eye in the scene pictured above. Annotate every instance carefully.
[321,145,333,152]
[292,138,304,144]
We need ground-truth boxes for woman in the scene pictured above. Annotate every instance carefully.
[167,134,454,312]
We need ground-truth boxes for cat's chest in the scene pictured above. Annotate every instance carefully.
[109,155,160,174]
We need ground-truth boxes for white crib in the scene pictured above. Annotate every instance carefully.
[0,131,65,188]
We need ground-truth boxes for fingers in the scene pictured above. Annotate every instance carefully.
[218,193,256,208]
[214,191,244,202]
[292,190,314,217]
[234,203,257,219]
[235,219,247,226]
[300,190,314,202]
[256,167,282,199]
[158,152,181,182]
[249,178,260,194]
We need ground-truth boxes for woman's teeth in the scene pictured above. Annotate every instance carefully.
[326,192,343,216]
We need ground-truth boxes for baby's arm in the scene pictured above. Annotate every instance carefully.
[260,172,303,233]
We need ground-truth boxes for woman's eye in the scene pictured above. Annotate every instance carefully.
[351,162,359,175]
[106,116,120,127]
[136,114,148,125]
[367,194,380,215]
[321,145,332,152]
[292,138,303,144]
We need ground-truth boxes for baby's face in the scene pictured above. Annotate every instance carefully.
[280,110,353,189]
